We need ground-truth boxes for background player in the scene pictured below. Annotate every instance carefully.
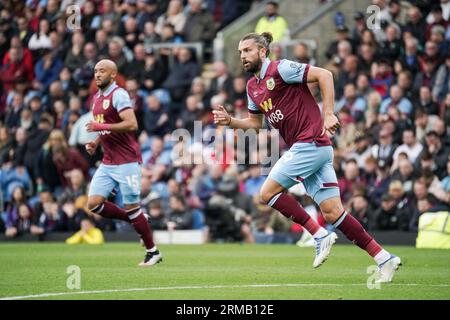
[85,59,162,267]
[213,33,401,282]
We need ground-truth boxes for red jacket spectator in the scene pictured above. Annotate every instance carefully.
[0,47,34,93]
[53,147,90,188]
[2,46,34,81]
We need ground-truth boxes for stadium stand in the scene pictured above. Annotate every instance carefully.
[0,0,449,245]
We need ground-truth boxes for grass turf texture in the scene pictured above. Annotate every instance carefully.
[0,243,449,300]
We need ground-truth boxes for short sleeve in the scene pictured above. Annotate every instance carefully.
[247,93,262,114]
[277,59,310,84]
[112,88,132,112]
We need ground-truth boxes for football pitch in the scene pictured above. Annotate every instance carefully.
[0,243,449,300]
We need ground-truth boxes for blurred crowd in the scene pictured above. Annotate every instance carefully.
[0,0,449,243]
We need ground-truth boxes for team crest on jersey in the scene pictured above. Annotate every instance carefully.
[266,77,275,90]
[102,100,110,110]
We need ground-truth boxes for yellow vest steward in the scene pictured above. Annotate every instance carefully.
[255,16,289,42]
[416,211,450,249]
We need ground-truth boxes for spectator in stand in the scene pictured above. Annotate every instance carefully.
[146,199,168,230]
[432,53,450,104]
[155,0,186,36]
[140,21,161,46]
[379,84,413,117]
[255,1,288,42]
[16,16,34,47]
[371,58,394,99]
[2,35,34,81]
[182,0,216,43]
[27,18,52,52]
[293,42,316,65]
[143,95,170,138]
[207,61,234,99]
[347,194,372,230]
[335,55,359,100]
[409,194,448,232]
[244,164,266,197]
[4,186,32,237]
[162,47,200,102]
[441,156,450,192]
[64,31,86,72]
[378,24,402,62]
[347,133,372,169]
[106,37,129,75]
[166,194,194,230]
[413,58,438,95]
[392,128,423,166]
[326,25,354,61]
[404,6,426,44]
[335,82,367,122]
[391,158,416,195]
[420,131,450,180]
[0,47,34,107]
[416,86,440,116]
[142,137,172,183]
[136,0,161,33]
[177,95,203,135]
[34,49,64,94]
[65,218,104,244]
[338,159,366,204]
[370,127,397,166]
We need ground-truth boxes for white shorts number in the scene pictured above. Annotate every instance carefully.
[126,175,139,190]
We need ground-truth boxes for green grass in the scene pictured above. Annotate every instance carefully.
[0,243,449,300]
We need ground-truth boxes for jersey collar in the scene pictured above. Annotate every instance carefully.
[99,81,117,97]
[255,58,271,81]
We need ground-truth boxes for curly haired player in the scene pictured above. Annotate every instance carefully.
[213,33,401,282]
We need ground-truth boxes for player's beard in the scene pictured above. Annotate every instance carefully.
[96,76,112,90]
[243,58,262,74]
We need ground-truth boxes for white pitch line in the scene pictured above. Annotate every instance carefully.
[1,283,450,300]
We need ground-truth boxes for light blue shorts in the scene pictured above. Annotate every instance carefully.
[268,142,340,205]
[88,162,142,204]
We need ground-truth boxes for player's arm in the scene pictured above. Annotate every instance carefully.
[86,108,138,133]
[278,59,340,135]
[213,105,264,130]
[306,66,340,135]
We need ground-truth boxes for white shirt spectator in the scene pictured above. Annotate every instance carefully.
[28,33,52,51]
[392,143,423,163]
[69,111,98,146]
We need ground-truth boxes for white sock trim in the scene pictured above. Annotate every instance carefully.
[146,247,157,253]
[91,203,104,213]
[332,211,348,228]
[128,209,142,220]
[267,193,282,207]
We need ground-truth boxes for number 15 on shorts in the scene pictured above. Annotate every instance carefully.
[126,175,139,192]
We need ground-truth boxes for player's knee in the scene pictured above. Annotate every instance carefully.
[87,197,104,211]
[320,197,343,223]
[259,190,274,205]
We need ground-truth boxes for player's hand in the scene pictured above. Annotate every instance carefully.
[323,113,340,136]
[86,121,98,133]
[212,105,231,126]
[85,140,98,156]
[86,121,111,132]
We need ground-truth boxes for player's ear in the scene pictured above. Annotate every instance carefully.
[260,47,267,59]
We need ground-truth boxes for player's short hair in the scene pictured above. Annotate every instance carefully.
[240,32,273,57]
